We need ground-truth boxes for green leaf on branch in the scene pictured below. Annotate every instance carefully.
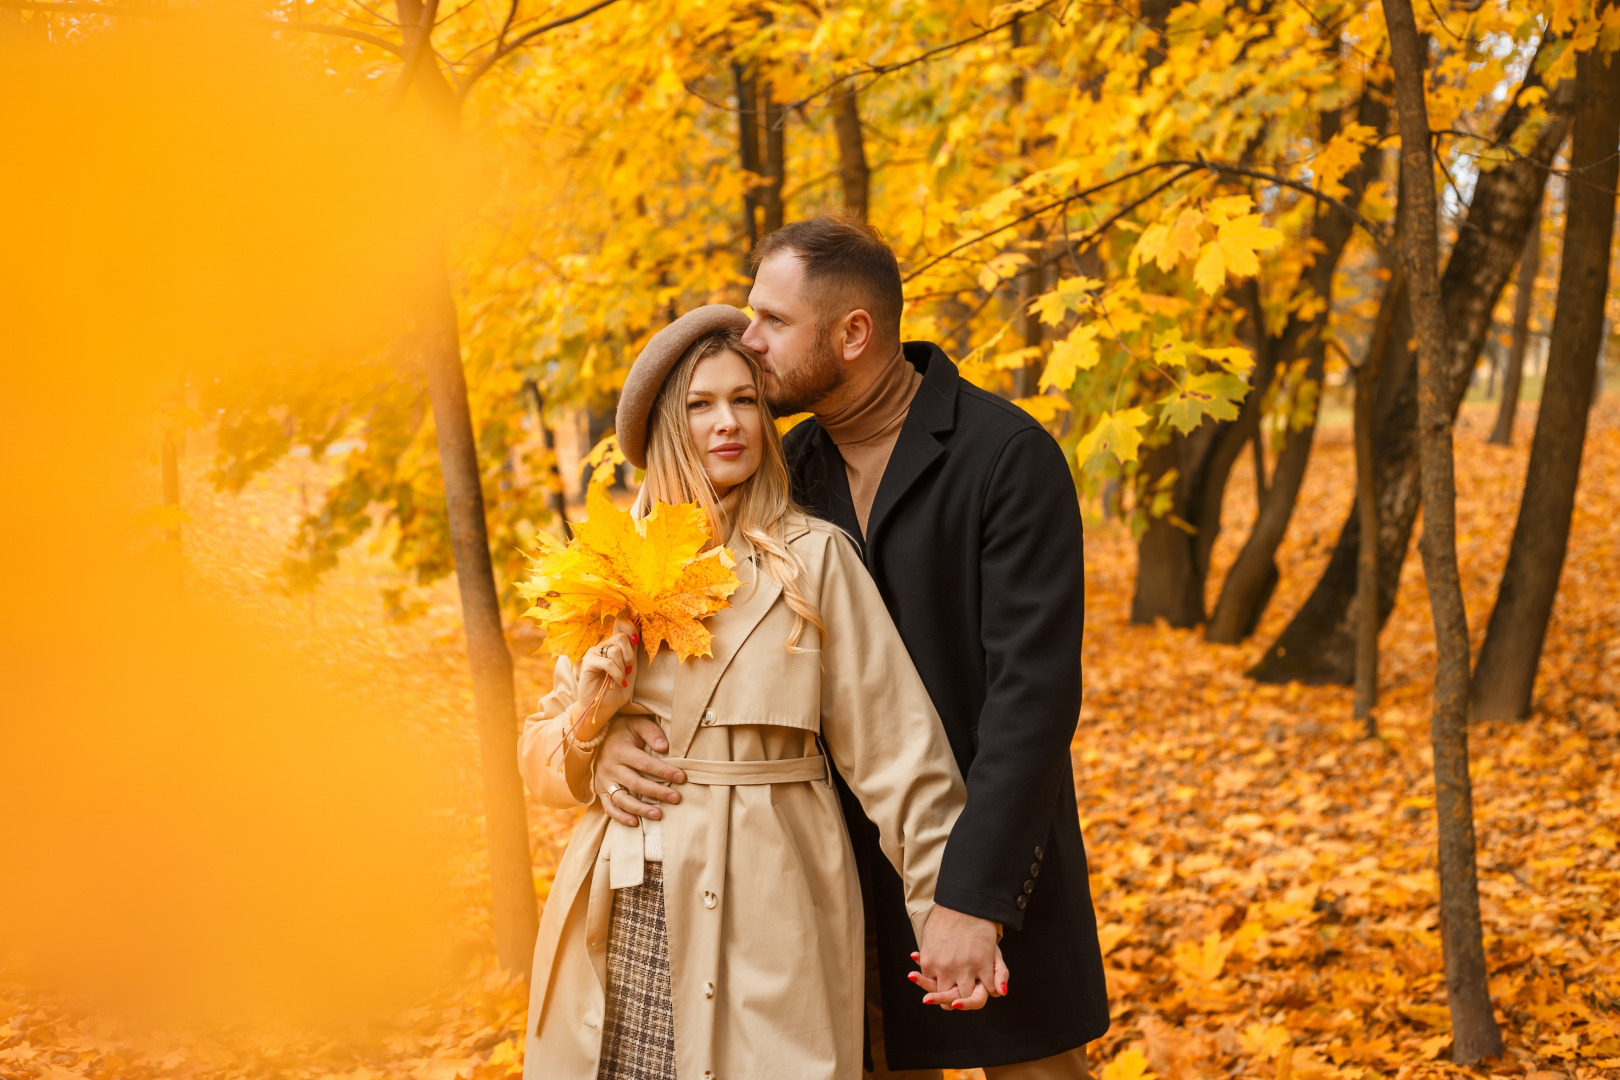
[1076,407,1151,471]
[1158,372,1249,434]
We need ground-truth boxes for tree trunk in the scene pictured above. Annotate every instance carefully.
[1206,350,1324,641]
[523,378,572,540]
[1490,207,1542,446]
[1383,0,1503,1060]
[1472,40,1620,722]
[421,260,539,974]
[733,63,761,249]
[1352,272,1401,729]
[760,82,785,236]
[1202,95,1389,643]
[1250,48,1574,684]
[1131,432,1210,627]
[1351,290,1397,728]
[832,85,869,218]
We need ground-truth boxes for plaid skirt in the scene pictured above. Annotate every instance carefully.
[597,862,676,1080]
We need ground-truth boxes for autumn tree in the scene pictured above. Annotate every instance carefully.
[1472,31,1620,722]
[1252,37,1574,685]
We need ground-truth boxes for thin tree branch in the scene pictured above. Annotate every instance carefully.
[903,154,1398,289]
[771,0,1067,113]
[459,0,623,91]
[277,18,405,54]
[903,159,1193,283]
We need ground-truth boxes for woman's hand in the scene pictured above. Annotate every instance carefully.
[575,617,638,739]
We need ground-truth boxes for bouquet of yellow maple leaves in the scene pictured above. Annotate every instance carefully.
[517,483,742,750]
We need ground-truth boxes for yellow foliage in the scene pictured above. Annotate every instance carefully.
[518,483,741,663]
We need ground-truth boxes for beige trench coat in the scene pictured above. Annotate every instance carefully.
[518,516,966,1080]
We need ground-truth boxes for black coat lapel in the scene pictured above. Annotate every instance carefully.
[864,343,959,548]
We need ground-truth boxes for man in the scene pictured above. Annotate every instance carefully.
[594,215,1109,1077]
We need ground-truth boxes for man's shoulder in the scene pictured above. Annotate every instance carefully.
[951,378,1051,442]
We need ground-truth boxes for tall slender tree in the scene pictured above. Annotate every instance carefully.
[1382,0,1503,1059]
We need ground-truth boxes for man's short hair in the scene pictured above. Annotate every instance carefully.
[750,216,903,344]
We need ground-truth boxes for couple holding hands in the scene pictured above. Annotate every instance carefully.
[518,216,1109,1079]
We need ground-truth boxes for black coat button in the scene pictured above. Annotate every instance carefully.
[1030,863,1040,877]
[1034,845,1044,859]
[1023,880,1035,894]
[1016,894,1028,910]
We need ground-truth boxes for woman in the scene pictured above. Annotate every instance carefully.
[518,305,978,1080]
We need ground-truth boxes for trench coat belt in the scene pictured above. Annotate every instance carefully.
[606,754,831,890]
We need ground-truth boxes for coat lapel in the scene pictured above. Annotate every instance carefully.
[668,547,783,757]
[863,343,959,550]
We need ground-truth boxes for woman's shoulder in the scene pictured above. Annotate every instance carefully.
[785,512,859,556]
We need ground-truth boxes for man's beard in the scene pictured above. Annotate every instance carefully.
[765,324,844,415]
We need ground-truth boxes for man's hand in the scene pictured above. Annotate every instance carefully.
[908,905,1008,1011]
[595,715,686,827]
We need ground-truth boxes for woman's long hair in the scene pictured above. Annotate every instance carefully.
[635,327,824,650]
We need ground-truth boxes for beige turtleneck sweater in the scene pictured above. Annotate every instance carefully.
[815,356,922,537]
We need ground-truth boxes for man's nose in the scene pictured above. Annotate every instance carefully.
[741,318,766,353]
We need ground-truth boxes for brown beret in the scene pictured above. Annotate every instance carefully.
[617,304,751,469]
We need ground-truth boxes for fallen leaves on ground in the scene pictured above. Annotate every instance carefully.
[2,401,1616,1080]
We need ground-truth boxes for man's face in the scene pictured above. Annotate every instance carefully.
[743,251,844,415]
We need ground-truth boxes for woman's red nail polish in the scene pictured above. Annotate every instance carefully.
[951,1001,964,1010]
[621,680,628,687]
[1000,982,1008,994]
[906,973,918,982]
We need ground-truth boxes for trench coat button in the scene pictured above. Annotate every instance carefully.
[703,1072,715,1080]
[703,890,717,909]
[1030,862,1040,877]
[1023,879,1035,894]
[1016,894,1028,910]
[701,709,716,727]
[1034,845,1044,859]
[703,980,715,998]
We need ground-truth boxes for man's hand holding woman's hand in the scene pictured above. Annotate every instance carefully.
[582,621,688,826]
[909,905,1008,1012]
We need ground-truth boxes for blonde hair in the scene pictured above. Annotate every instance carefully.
[635,328,824,650]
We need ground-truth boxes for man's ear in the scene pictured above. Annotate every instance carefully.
[840,308,876,362]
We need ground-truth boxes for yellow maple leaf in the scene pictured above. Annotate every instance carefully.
[1076,407,1151,471]
[1160,208,1205,271]
[518,483,741,663]
[1099,1047,1156,1080]
[1217,214,1284,278]
[1312,122,1378,198]
[1238,1021,1292,1060]
[1193,240,1226,295]
[1040,323,1102,391]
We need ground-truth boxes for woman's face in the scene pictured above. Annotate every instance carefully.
[685,349,764,498]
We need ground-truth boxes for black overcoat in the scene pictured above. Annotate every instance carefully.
[782,341,1111,1070]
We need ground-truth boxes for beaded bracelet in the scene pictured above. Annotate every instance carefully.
[562,706,609,755]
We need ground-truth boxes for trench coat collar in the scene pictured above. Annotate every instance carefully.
[666,522,809,756]
[862,341,958,548]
